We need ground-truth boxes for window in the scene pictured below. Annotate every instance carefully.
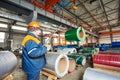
[0,23,7,28]
[12,26,27,31]
[0,32,5,42]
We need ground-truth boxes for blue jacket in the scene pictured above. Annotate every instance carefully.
[21,32,47,73]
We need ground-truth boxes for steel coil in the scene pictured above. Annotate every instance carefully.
[65,27,86,41]
[0,51,17,79]
[45,53,69,77]
[83,68,120,80]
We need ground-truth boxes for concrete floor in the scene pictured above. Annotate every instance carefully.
[13,57,91,80]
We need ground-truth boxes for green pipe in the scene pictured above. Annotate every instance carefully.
[68,55,86,65]
[65,27,86,41]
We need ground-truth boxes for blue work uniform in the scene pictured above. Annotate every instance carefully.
[22,32,47,80]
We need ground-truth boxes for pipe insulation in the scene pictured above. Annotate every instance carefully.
[0,51,17,79]
[83,68,120,80]
[45,53,69,77]
[57,48,77,54]
[68,55,86,65]
[65,27,86,41]
[93,54,120,67]
[68,58,76,73]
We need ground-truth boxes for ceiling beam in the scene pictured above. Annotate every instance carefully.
[82,8,118,20]
[118,0,120,24]
[85,10,118,23]
[57,3,92,28]
[99,0,111,28]
[78,0,103,30]
[78,0,115,18]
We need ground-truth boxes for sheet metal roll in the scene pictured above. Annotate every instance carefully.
[93,54,120,67]
[68,58,76,73]
[65,27,86,41]
[45,53,69,77]
[58,48,77,55]
[68,55,86,65]
[0,51,17,79]
[99,51,120,55]
[83,68,120,80]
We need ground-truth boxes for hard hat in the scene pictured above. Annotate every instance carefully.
[28,21,40,28]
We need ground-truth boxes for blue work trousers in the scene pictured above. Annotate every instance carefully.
[27,71,40,80]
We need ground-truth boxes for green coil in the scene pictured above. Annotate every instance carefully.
[65,27,86,41]
[68,55,86,65]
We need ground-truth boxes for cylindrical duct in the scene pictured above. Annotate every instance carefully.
[83,68,120,80]
[99,51,120,55]
[68,55,86,65]
[45,53,69,77]
[58,48,77,55]
[0,51,17,79]
[68,58,76,73]
[65,27,86,41]
[93,54,120,67]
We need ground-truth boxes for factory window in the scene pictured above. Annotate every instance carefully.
[0,23,7,28]
[0,32,5,42]
[12,26,27,31]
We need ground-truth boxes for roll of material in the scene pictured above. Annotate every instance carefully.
[93,54,120,67]
[45,53,69,77]
[65,27,86,41]
[68,55,86,65]
[83,68,120,80]
[0,51,17,79]
[99,51,120,55]
[68,58,76,73]
[58,48,77,55]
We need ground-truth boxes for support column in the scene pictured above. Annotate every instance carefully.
[110,27,113,43]
[90,35,93,43]
[7,24,13,50]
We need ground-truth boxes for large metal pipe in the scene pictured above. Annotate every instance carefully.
[83,68,120,80]
[45,53,69,77]
[0,51,17,79]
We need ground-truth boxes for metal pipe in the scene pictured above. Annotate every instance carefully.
[0,51,17,79]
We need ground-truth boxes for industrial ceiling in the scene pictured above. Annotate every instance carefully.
[0,0,119,35]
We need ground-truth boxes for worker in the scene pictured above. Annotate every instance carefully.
[21,21,47,80]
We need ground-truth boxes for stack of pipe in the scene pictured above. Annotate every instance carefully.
[83,68,120,80]
[65,27,86,41]
[0,51,17,79]
[68,55,86,65]
[45,53,69,77]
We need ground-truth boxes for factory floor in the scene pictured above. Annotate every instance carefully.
[12,56,92,80]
